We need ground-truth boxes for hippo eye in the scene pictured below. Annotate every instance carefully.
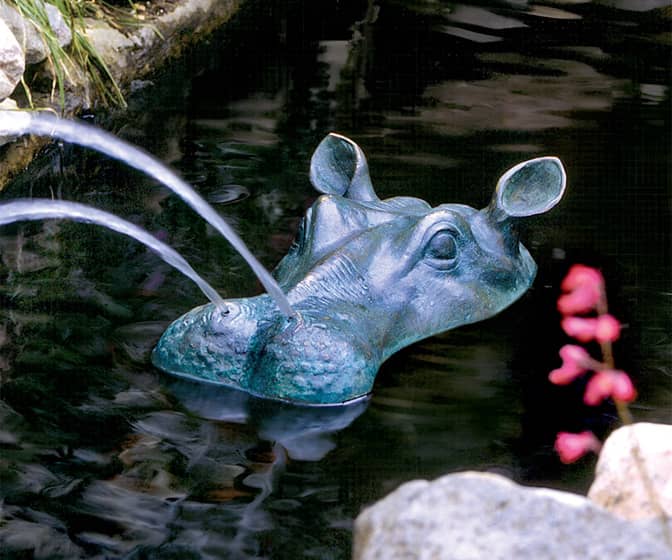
[424,229,458,268]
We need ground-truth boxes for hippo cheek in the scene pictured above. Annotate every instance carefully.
[247,317,380,404]
[401,249,535,340]
[380,277,472,351]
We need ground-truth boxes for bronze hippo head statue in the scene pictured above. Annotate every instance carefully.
[152,133,566,404]
[0,112,565,406]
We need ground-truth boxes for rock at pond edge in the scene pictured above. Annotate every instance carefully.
[589,422,672,522]
[353,471,670,560]
[0,17,24,101]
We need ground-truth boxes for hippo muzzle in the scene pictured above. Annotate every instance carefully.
[153,133,566,405]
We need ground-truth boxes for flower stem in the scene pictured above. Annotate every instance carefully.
[597,285,615,368]
[600,289,670,548]
[600,340,615,370]
[623,426,672,549]
[614,400,632,426]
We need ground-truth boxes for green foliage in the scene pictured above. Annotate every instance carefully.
[9,0,127,108]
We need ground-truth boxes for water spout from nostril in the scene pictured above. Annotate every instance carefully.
[0,110,296,318]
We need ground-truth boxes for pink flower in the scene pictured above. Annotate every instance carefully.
[561,265,604,294]
[555,431,602,464]
[557,284,601,315]
[584,369,637,406]
[551,265,638,468]
[595,314,620,343]
[561,317,598,342]
[549,344,593,385]
[557,265,604,316]
[584,370,613,405]
[611,371,637,402]
[561,315,621,344]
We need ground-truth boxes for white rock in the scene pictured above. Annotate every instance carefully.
[0,96,20,146]
[0,96,17,108]
[353,471,670,560]
[0,1,71,65]
[45,3,72,49]
[0,17,24,100]
[82,20,136,74]
[0,1,46,64]
[589,422,672,521]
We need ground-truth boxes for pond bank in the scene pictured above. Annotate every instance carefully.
[354,423,672,559]
[0,0,245,189]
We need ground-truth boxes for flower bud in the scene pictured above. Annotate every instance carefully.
[595,314,620,343]
[555,431,601,464]
[549,345,593,385]
[561,317,598,342]
[557,284,601,315]
[561,265,604,293]
[584,369,636,405]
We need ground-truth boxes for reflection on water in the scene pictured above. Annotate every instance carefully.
[166,377,371,461]
[0,0,670,557]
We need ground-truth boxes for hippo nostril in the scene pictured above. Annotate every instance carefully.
[222,302,240,318]
[485,270,512,287]
[206,303,240,334]
[483,248,537,292]
[481,264,520,291]
[284,311,305,335]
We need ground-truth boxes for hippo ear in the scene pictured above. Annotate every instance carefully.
[489,157,566,221]
[310,133,379,201]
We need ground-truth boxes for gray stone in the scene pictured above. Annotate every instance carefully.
[589,422,672,522]
[0,1,71,65]
[353,471,671,560]
[83,0,243,83]
[0,1,47,64]
[0,96,18,109]
[0,17,24,100]
[45,3,71,49]
[83,20,137,74]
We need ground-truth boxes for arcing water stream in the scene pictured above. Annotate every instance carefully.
[0,199,226,308]
[0,110,294,317]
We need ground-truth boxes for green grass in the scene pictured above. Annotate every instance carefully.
[9,0,128,108]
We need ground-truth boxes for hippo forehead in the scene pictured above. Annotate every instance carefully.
[273,193,486,291]
[301,195,478,259]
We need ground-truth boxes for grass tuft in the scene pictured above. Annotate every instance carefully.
[8,0,128,108]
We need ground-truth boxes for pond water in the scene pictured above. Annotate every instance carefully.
[1,1,670,558]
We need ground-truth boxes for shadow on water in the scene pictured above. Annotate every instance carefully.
[0,0,670,557]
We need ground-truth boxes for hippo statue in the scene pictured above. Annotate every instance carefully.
[152,133,566,405]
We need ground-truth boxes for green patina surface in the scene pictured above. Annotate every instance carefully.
[152,133,566,404]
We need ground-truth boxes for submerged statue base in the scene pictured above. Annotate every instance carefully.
[153,133,566,405]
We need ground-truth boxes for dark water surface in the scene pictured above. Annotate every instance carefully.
[1,1,670,558]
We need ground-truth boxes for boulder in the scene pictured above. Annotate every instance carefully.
[589,422,672,521]
[0,1,71,66]
[0,17,24,100]
[353,471,670,560]
[44,2,72,49]
[0,0,244,191]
